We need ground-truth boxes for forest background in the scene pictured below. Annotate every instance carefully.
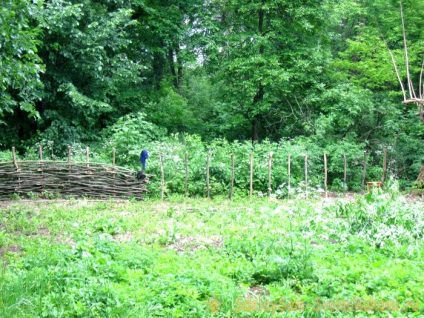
[1,0,423,196]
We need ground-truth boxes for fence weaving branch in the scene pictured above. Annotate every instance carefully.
[0,161,147,200]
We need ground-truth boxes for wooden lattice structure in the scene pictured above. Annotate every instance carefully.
[0,160,147,200]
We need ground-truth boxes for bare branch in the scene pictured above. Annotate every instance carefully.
[400,0,416,99]
[419,59,424,99]
[387,48,407,101]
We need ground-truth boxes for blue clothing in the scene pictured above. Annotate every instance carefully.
[139,150,149,170]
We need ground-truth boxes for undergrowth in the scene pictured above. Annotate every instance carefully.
[0,193,423,317]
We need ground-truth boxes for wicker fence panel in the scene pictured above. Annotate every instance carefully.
[0,161,146,200]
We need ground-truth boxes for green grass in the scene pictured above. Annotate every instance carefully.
[0,193,423,317]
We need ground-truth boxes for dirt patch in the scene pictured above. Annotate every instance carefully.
[0,245,23,258]
[113,232,134,242]
[247,285,270,296]
[168,235,223,252]
[37,227,51,236]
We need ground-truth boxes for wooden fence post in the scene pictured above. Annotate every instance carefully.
[304,153,308,195]
[12,147,18,170]
[382,147,387,183]
[343,153,347,193]
[67,146,72,167]
[12,147,21,193]
[159,152,165,201]
[206,153,210,199]
[268,152,273,197]
[39,145,43,161]
[362,151,367,194]
[86,147,90,169]
[324,152,328,198]
[249,152,254,199]
[230,153,235,200]
[288,153,291,199]
[67,146,72,187]
[184,152,189,196]
[39,145,43,173]
[112,147,116,166]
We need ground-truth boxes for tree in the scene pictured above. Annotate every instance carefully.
[202,0,332,141]
[131,0,202,90]
[0,0,44,142]
[35,0,144,153]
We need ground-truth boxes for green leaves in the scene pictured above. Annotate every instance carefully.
[0,0,44,118]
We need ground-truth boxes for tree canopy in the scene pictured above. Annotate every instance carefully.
[0,0,422,181]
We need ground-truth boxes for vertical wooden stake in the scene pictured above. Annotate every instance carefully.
[230,153,235,200]
[12,147,20,193]
[67,146,71,166]
[324,152,328,198]
[39,145,43,161]
[184,152,188,196]
[288,153,291,198]
[38,145,44,193]
[38,145,43,173]
[304,153,308,194]
[159,152,165,201]
[206,153,210,199]
[382,147,387,183]
[12,147,18,170]
[362,151,367,194]
[268,152,273,197]
[86,147,90,169]
[112,148,116,166]
[343,153,347,193]
[249,152,254,199]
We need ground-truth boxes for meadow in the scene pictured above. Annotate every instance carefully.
[0,191,423,317]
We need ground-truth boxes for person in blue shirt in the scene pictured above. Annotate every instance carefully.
[139,150,149,173]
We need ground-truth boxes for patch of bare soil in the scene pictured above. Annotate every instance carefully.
[113,232,134,242]
[0,245,23,258]
[168,235,223,252]
[247,286,270,297]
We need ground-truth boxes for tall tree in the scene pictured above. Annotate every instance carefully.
[131,0,202,90]
[203,0,332,141]
[35,0,144,152]
[0,0,44,145]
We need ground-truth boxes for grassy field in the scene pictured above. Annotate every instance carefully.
[0,193,423,317]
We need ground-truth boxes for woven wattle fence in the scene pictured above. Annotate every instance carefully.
[0,160,147,200]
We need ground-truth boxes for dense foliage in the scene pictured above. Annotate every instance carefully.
[0,0,423,189]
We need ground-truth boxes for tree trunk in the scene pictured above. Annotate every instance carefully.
[168,48,178,89]
[250,3,265,142]
[251,118,260,141]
